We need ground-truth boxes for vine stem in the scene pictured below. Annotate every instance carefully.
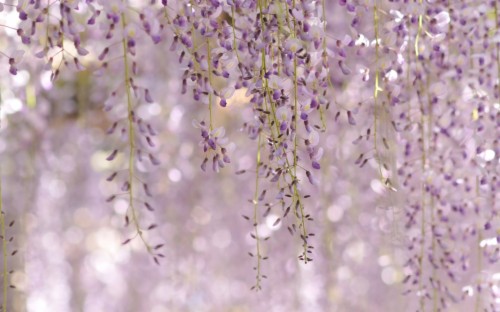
[318,0,328,131]
[418,120,426,312]
[475,228,482,312]
[293,48,308,262]
[474,113,482,312]
[495,0,500,102]
[412,0,430,308]
[121,12,150,253]
[0,83,6,312]
[425,65,437,312]
[258,0,308,262]
[413,0,427,309]
[290,0,309,263]
[0,168,6,312]
[415,0,423,58]
[431,190,437,312]
[252,133,262,290]
[418,74,427,312]
[230,6,242,66]
[206,39,213,131]
[373,2,384,181]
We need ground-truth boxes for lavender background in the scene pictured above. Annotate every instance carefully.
[0,1,499,311]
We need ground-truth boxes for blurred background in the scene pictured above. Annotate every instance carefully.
[0,33,404,312]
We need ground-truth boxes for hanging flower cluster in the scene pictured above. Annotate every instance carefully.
[160,1,330,288]
[334,0,500,310]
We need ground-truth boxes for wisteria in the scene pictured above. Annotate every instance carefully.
[0,0,499,311]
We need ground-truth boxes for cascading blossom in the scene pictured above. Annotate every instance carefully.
[0,0,498,311]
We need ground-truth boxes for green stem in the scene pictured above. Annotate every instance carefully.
[121,13,150,253]
[425,68,437,312]
[230,6,242,66]
[373,2,384,181]
[414,2,427,309]
[259,0,308,261]
[0,169,6,312]
[418,86,427,312]
[252,133,262,290]
[206,39,213,131]
[0,85,5,311]
[293,51,308,261]
[475,228,482,312]
[431,193,437,312]
[291,0,309,262]
[318,0,328,131]
[494,1,500,100]
[415,0,423,58]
